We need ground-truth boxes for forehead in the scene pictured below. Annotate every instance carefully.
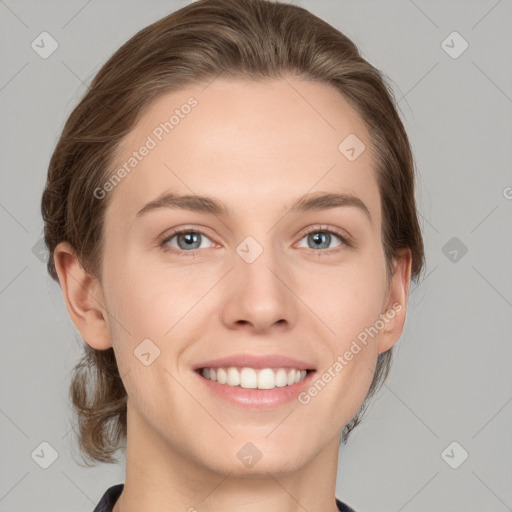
[106,77,380,226]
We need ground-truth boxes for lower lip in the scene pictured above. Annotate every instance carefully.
[194,369,317,409]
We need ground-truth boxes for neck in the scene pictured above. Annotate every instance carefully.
[113,403,342,512]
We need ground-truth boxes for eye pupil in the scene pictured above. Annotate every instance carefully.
[179,232,201,249]
[309,232,330,249]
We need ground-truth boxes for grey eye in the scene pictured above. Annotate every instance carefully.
[165,231,214,251]
[297,231,343,250]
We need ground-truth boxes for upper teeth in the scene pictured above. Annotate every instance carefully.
[202,367,308,389]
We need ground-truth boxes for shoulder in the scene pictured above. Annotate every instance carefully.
[91,483,124,512]
[336,497,358,512]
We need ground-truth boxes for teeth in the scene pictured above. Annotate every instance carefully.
[201,367,308,389]
[227,367,240,386]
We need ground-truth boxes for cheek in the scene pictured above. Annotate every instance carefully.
[103,256,216,344]
[309,259,388,344]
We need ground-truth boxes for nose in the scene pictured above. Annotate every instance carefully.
[221,245,297,334]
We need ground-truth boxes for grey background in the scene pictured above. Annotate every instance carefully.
[1,0,511,511]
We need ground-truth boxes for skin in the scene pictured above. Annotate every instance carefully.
[54,76,411,512]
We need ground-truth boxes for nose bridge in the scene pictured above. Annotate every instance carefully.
[222,235,295,331]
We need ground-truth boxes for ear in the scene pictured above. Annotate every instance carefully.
[53,241,112,350]
[378,248,412,354]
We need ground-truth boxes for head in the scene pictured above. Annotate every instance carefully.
[42,0,424,468]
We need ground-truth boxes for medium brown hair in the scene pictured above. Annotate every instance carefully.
[41,0,425,465]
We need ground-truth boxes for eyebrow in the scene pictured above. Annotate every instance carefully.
[135,190,372,224]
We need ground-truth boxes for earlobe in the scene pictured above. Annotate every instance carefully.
[377,248,412,354]
[53,241,112,350]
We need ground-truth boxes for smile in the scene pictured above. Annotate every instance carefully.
[195,366,317,409]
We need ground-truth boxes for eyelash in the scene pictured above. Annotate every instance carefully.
[158,225,353,257]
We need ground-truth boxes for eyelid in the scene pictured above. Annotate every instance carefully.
[159,224,216,242]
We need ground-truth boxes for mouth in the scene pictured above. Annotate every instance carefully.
[191,354,317,408]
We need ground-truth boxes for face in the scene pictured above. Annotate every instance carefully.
[67,77,409,476]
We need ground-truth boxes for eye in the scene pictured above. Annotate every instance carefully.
[158,225,352,257]
[296,227,352,252]
[160,228,215,255]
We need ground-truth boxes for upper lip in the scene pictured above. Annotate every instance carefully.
[193,354,316,371]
